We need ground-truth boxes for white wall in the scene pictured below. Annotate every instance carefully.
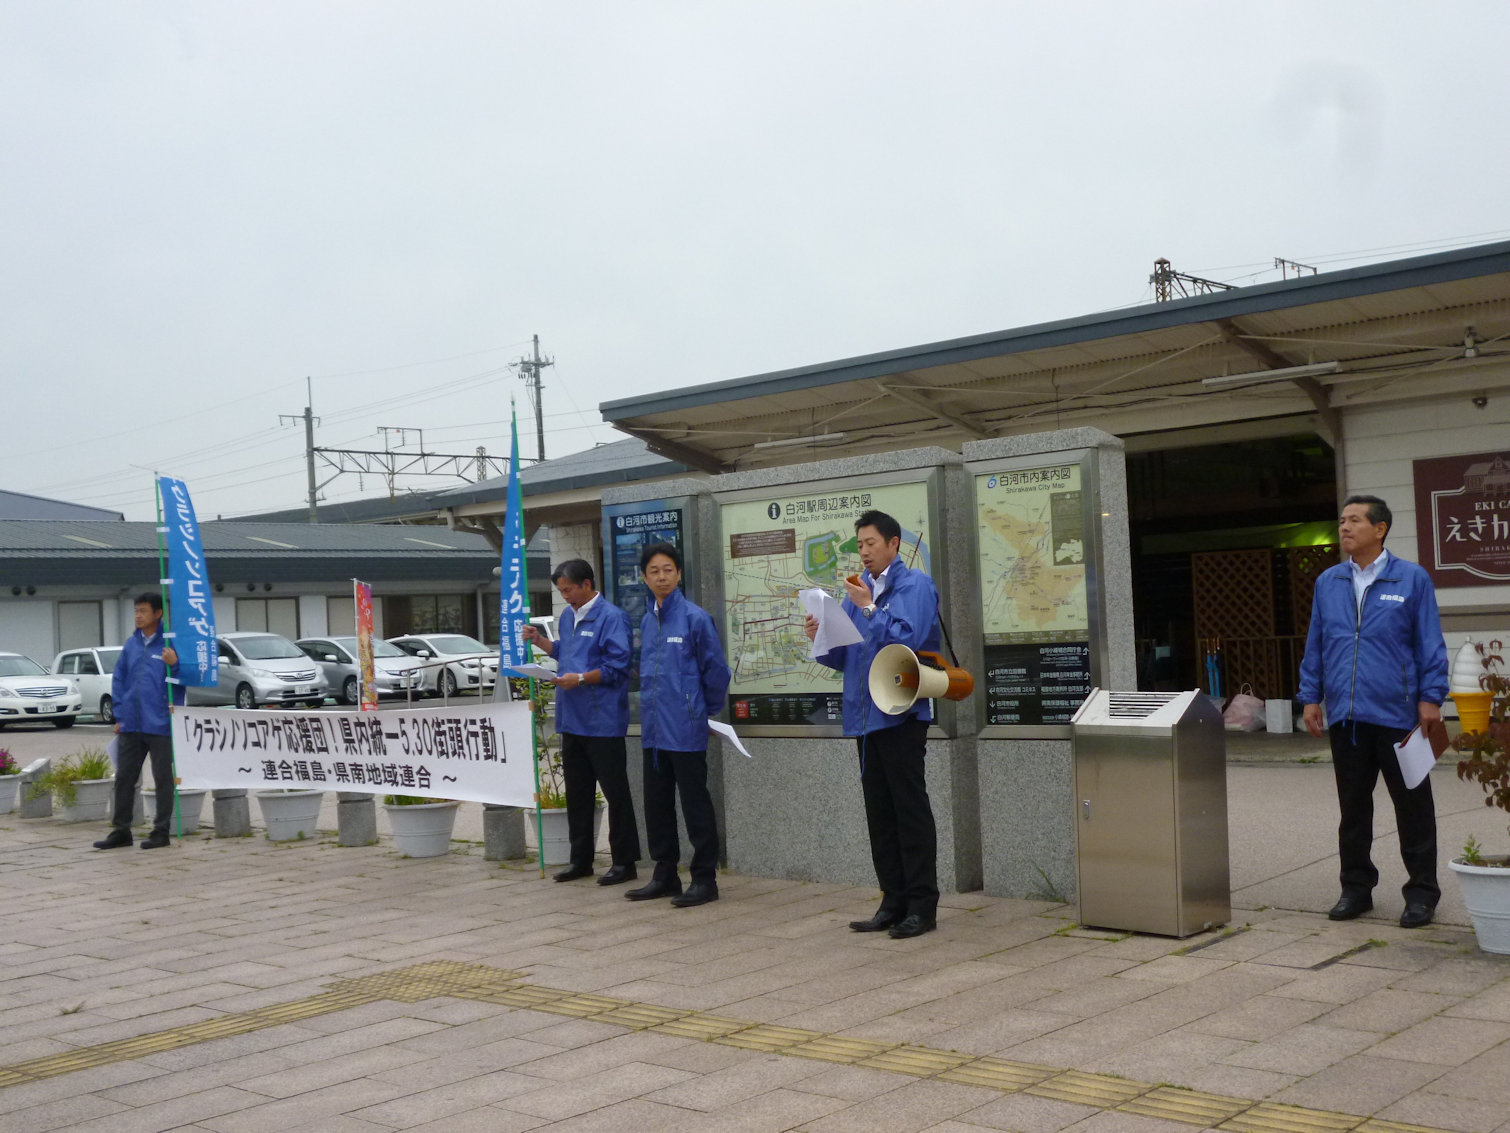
[298,594,327,638]
[542,522,601,616]
[0,600,57,664]
[1343,389,1510,645]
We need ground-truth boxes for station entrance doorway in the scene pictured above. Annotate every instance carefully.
[1128,428,1339,701]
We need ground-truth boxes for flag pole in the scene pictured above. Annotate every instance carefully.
[153,476,182,840]
[504,398,547,877]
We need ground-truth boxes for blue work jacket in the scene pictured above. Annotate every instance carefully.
[815,559,941,737]
[638,587,731,752]
[551,597,632,738]
[111,625,183,736]
[1297,552,1449,732]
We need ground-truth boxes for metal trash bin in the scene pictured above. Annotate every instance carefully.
[1071,688,1230,937]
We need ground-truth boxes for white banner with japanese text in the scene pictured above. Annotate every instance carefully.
[172,702,536,806]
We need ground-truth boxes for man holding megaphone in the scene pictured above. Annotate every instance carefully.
[805,509,942,939]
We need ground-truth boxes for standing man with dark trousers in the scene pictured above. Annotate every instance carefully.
[1299,494,1449,928]
[626,543,731,909]
[522,560,641,886]
[806,509,942,939]
[94,593,183,851]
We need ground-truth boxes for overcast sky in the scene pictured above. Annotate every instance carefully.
[4,1,1507,522]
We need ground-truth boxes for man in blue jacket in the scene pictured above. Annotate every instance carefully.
[94,593,183,851]
[522,559,641,886]
[1299,495,1449,928]
[806,510,942,939]
[626,542,731,908]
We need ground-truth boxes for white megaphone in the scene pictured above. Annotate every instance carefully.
[867,644,975,716]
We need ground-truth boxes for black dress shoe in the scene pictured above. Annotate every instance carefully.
[93,830,132,850]
[597,864,637,886]
[1327,894,1373,920]
[554,865,594,882]
[849,909,904,933]
[670,883,718,908]
[626,878,683,901]
[888,914,936,939]
[139,832,171,850]
[1400,902,1435,928]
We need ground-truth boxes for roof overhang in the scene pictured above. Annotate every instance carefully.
[601,241,1510,470]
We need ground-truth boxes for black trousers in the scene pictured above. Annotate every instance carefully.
[560,732,641,869]
[857,716,938,918]
[111,732,174,837]
[642,748,718,885]
[1330,720,1440,906]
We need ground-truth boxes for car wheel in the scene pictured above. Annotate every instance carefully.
[235,683,256,710]
[440,669,458,698]
[343,676,359,705]
[54,717,76,729]
[99,695,114,724]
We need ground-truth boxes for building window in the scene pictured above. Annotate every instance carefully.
[57,601,103,651]
[384,594,476,638]
[236,597,299,639]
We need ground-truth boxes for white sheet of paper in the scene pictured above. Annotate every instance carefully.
[1393,726,1437,790]
[504,663,557,681]
[800,587,863,658]
[708,719,752,758]
[106,735,119,772]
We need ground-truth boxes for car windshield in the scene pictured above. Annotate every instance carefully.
[231,636,305,661]
[330,636,406,658]
[427,635,489,655]
[0,656,46,677]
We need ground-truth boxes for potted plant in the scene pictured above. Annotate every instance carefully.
[514,679,602,866]
[382,794,461,858]
[1450,638,1510,954]
[34,748,114,822]
[254,788,325,842]
[144,787,209,835]
[0,749,20,814]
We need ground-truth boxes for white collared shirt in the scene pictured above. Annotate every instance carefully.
[1350,548,1390,613]
[868,560,897,604]
[573,592,600,622]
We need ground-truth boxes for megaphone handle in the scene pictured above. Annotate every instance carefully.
[936,610,962,668]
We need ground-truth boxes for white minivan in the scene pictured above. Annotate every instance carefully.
[52,646,125,722]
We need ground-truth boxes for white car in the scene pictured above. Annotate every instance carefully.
[296,636,425,705]
[0,652,83,729]
[388,634,499,698]
[52,646,124,723]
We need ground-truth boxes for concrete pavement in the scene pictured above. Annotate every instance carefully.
[2,718,1508,1132]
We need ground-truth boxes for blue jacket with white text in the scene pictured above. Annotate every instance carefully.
[551,597,632,738]
[815,558,941,737]
[111,625,184,736]
[637,587,731,752]
[1297,552,1449,732]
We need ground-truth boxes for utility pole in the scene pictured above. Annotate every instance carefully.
[1274,257,1318,280]
[279,378,320,523]
[512,334,553,463]
[1150,258,1236,302]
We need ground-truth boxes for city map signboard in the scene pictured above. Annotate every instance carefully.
[969,451,1103,732]
[716,472,940,733]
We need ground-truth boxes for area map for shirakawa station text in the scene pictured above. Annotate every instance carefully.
[721,483,931,722]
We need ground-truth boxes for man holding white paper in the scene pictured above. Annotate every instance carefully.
[1299,495,1449,929]
[521,560,641,886]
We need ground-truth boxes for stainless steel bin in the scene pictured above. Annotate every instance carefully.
[1071,688,1230,937]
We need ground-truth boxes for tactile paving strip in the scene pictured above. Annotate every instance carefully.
[0,959,1454,1133]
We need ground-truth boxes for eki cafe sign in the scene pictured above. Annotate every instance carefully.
[1413,451,1510,587]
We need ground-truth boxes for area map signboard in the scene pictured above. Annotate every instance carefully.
[972,455,1097,729]
[602,498,690,727]
[718,475,935,731]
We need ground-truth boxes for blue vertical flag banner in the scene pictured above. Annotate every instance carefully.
[498,401,532,668]
[158,477,219,687]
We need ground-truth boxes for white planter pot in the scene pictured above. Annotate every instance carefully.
[523,804,603,866]
[255,790,324,842]
[1449,858,1510,955]
[0,775,18,815]
[382,801,460,858]
[145,790,208,834]
[59,777,115,823]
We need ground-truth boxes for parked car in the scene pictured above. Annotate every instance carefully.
[0,652,83,728]
[525,615,559,673]
[52,645,124,722]
[187,632,330,710]
[388,634,499,697]
[296,636,424,705]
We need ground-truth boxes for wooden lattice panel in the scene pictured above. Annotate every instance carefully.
[1192,550,1275,640]
[1288,545,1339,639]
